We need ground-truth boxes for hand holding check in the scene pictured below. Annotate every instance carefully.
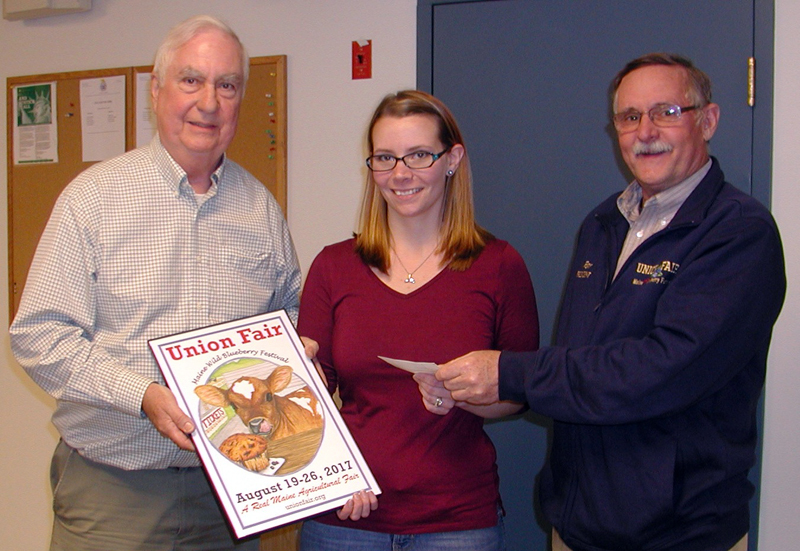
[435,350,502,405]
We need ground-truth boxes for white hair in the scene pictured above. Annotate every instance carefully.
[152,15,249,89]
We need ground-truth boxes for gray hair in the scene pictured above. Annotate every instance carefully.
[152,15,249,88]
[612,53,712,112]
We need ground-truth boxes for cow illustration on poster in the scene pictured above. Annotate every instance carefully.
[195,358,324,476]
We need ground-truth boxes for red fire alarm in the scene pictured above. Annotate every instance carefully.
[352,40,372,80]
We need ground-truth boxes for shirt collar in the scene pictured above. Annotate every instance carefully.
[617,159,712,224]
[149,134,227,195]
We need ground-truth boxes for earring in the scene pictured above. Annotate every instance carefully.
[447,170,454,176]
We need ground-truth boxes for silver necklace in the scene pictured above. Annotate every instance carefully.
[392,246,437,284]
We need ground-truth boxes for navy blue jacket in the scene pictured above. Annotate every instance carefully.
[499,159,785,551]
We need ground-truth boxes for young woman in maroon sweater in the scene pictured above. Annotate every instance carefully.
[298,90,539,550]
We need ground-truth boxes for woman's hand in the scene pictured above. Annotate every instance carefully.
[300,336,319,360]
[336,490,378,521]
[415,371,524,419]
[413,372,456,415]
[300,336,327,388]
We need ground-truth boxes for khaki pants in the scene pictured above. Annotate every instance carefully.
[552,529,748,551]
[49,440,259,551]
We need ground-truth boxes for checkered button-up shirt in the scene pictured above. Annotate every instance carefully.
[10,136,301,470]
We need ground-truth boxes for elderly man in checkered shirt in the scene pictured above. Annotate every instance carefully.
[10,15,301,551]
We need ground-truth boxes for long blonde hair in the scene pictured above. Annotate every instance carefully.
[355,90,491,272]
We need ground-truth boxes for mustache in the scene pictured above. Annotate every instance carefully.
[632,141,673,155]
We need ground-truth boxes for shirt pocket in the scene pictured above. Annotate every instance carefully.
[212,248,282,315]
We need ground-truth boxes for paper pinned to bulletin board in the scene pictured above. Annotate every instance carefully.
[12,81,58,164]
[79,75,126,162]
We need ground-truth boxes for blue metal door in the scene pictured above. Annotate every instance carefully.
[418,1,773,549]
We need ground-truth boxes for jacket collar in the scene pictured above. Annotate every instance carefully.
[596,157,725,229]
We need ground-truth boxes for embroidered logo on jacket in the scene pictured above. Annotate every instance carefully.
[576,260,593,279]
[632,260,680,285]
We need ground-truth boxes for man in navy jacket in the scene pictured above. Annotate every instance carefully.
[437,53,786,551]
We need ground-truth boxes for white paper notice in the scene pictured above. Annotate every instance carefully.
[13,82,58,164]
[80,75,126,162]
[135,71,157,147]
[378,356,439,374]
[149,310,380,538]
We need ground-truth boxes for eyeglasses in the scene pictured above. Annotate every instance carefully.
[366,148,450,172]
[612,104,700,132]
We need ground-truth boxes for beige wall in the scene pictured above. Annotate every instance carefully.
[758,1,800,548]
[1,1,798,548]
[0,2,416,548]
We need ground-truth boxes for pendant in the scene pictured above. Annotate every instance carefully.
[404,274,416,284]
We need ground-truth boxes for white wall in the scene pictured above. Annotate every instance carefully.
[758,1,800,549]
[0,1,798,549]
[0,2,416,548]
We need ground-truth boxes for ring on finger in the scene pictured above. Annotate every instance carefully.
[434,397,443,407]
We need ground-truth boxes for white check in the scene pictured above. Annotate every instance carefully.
[378,356,439,374]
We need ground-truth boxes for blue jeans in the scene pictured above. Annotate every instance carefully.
[299,513,506,551]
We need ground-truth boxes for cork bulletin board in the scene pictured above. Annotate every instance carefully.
[7,56,287,319]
